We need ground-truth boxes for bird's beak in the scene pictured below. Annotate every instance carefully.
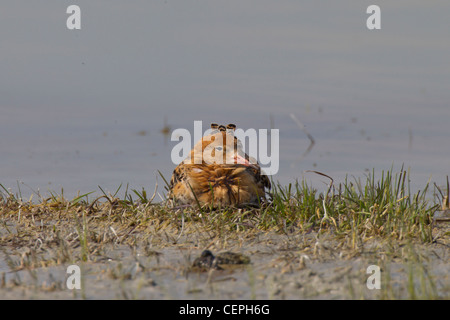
[234,153,251,166]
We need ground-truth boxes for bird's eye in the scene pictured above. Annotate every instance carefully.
[215,146,223,151]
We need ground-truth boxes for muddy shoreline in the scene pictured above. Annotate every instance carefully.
[1,224,448,299]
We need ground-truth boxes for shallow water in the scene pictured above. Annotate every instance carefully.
[0,1,449,199]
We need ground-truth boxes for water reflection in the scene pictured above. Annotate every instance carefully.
[0,1,449,199]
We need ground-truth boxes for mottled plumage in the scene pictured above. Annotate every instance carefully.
[168,123,271,207]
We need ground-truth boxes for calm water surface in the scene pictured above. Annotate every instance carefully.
[1,1,449,199]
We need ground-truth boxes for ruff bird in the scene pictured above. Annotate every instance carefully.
[168,123,271,207]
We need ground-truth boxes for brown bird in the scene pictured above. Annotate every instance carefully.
[168,123,271,207]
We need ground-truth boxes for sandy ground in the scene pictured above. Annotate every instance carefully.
[0,222,448,300]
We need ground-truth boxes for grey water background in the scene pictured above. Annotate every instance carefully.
[0,1,449,200]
